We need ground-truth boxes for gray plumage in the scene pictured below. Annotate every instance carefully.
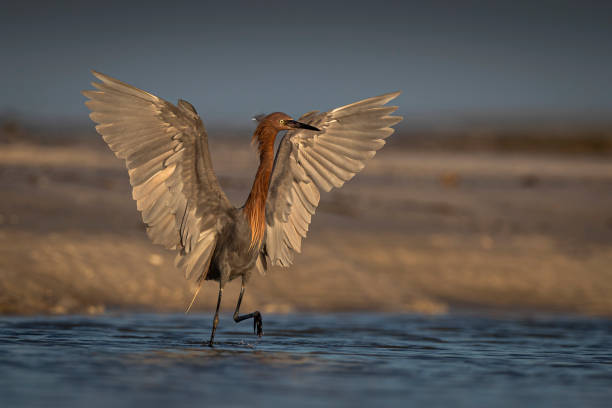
[83,71,402,346]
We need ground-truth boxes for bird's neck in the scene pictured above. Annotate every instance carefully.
[243,126,277,248]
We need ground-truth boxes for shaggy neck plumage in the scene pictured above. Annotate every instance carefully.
[243,125,277,248]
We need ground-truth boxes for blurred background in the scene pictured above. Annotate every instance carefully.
[1,0,611,316]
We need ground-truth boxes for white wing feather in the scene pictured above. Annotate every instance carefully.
[83,72,231,281]
[265,92,402,267]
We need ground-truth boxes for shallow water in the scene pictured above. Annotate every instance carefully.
[1,313,611,407]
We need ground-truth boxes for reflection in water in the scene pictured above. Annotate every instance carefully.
[131,347,321,368]
[1,313,611,407]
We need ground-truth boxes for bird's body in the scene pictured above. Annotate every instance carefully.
[206,207,255,282]
[83,72,402,346]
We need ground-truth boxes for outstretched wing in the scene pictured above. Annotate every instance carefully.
[83,71,232,281]
[264,92,402,267]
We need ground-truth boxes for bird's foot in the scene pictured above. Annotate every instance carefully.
[253,311,263,337]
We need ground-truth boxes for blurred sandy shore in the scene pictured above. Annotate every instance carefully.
[1,137,612,316]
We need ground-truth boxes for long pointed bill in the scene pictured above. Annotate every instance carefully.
[286,120,320,131]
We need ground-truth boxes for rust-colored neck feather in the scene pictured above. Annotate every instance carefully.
[243,125,278,248]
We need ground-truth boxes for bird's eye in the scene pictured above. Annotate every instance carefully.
[279,119,285,125]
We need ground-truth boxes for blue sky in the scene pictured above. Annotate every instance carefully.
[1,0,611,125]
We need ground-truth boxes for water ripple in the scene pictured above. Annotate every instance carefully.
[0,313,611,407]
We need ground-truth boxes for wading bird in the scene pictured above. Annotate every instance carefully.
[83,72,402,346]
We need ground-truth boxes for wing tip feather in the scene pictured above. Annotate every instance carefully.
[385,90,401,100]
[91,70,115,83]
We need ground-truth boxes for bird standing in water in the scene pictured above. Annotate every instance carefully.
[83,72,402,346]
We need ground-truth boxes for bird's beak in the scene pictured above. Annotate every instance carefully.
[285,120,320,131]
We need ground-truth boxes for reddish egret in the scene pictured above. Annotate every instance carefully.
[83,72,402,346]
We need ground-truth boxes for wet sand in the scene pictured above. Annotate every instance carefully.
[1,138,612,316]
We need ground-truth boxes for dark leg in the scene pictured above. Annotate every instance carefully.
[208,285,223,347]
[233,284,263,337]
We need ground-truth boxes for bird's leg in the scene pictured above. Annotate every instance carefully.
[208,285,223,347]
[233,284,263,337]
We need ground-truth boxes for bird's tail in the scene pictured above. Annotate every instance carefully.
[185,284,203,314]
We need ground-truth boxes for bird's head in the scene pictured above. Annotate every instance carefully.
[261,112,320,132]
[252,112,320,151]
